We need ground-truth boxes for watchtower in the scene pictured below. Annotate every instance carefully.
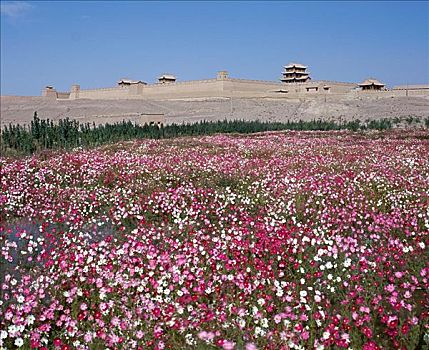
[217,71,229,80]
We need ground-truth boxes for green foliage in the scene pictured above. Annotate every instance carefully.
[364,119,392,130]
[1,114,395,156]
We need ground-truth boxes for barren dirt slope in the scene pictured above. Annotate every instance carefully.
[1,94,428,127]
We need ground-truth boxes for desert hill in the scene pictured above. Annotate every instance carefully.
[1,94,428,127]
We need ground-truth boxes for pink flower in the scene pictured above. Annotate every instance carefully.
[136,330,144,339]
[222,340,235,350]
[362,326,372,338]
[363,341,380,350]
[301,330,309,340]
[110,316,120,326]
[245,343,257,350]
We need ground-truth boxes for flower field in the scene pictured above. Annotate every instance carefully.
[1,130,428,350]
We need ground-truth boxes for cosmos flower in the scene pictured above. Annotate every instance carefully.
[1,130,427,349]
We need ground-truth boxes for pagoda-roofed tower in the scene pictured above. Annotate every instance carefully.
[158,74,176,84]
[281,63,311,83]
[358,78,385,91]
[117,78,147,87]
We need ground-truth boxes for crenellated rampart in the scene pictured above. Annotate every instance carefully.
[43,73,429,101]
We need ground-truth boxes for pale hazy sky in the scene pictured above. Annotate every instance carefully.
[1,1,428,95]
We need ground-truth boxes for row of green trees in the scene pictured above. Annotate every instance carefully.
[1,113,395,156]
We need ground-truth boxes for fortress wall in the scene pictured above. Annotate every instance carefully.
[70,80,225,100]
[52,79,427,101]
[352,90,429,98]
[286,81,357,94]
[152,78,218,86]
[390,88,429,97]
[228,78,282,85]
[406,90,429,96]
[316,81,357,94]
[77,87,132,99]
[72,79,280,100]
[42,88,57,99]
[225,79,282,98]
[224,80,356,96]
[56,92,70,99]
[142,80,223,99]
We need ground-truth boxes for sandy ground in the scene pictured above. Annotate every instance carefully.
[1,94,428,127]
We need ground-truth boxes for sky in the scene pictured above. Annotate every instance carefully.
[1,1,428,96]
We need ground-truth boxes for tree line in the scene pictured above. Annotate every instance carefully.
[1,113,396,156]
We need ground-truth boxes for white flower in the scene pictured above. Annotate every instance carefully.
[185,333,195,345]
[300,290,307,297]
[17,295,25,303]
[254,326,266,337]
[261,318,269,328]
[27,315,35,325]
[0,330,7,339]
[323,331,330,339]
[8,325,17,334]
[14,338,24,347]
